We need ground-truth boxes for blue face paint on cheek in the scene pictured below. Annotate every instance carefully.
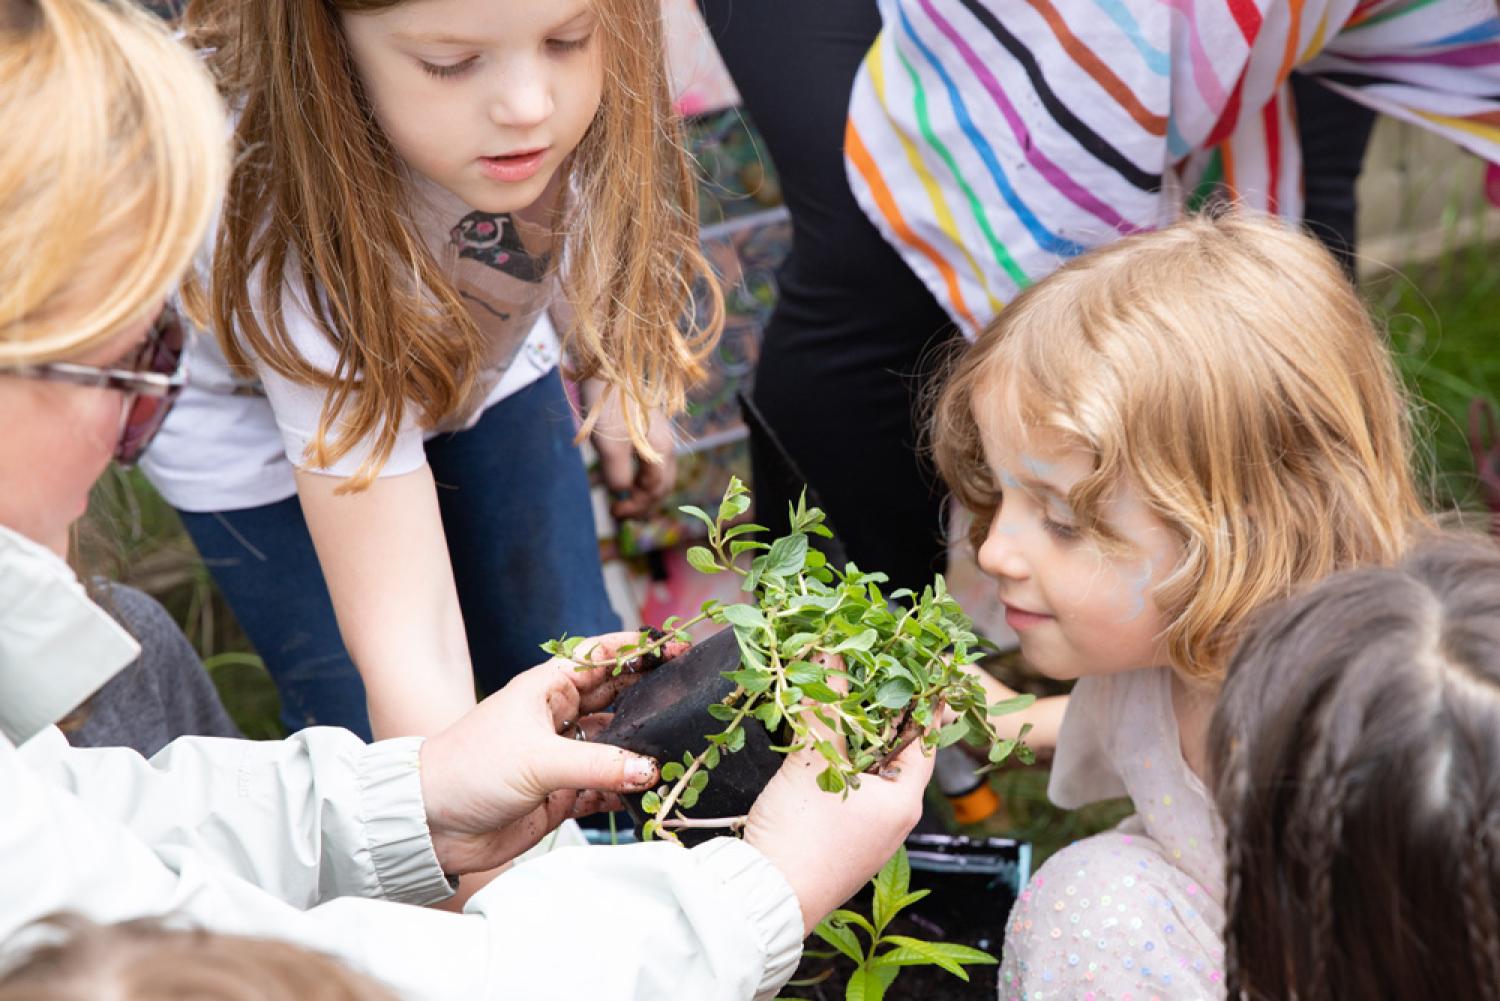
[997,468,1022,491]
[1021,455,1064,481]
[1119,558,1155,621]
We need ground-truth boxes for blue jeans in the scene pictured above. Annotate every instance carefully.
[179,370,620,740]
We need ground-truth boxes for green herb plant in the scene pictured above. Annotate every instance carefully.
[781,846,998,1001]
[544,476,1034,842]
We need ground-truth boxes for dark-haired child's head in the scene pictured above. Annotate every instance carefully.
[1212,534,1500,1001]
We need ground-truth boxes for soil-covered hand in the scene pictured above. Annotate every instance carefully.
[418,633,675,876]
[588,386,677,520]
[743,658,936,935]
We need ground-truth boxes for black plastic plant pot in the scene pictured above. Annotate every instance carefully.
[790,834,1030,1001]
[596,626,783,846]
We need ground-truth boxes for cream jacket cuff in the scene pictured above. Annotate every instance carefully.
[691,839,804,1001]
[357,736,455,906]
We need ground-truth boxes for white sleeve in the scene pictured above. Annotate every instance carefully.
[251,275,428,479]
[3,731,804,1001]
[20,726,451,908]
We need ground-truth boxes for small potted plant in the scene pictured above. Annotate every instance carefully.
[546,477,1034,846]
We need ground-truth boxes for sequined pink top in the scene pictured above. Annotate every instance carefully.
[999,668,1226,1000]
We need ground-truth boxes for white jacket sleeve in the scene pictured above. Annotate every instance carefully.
[21,725,448,908]
[2,729,803,1000]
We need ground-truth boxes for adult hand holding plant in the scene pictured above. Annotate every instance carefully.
[555,477,1033,843]
[745,656,936,936]
[418,632,677,876]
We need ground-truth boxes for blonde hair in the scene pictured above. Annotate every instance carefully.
[188,0,722,491]
[932,212,1429,682]
[0,0,226,365]
[0,915,399,1000]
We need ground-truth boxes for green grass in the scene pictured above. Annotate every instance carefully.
[1372,238,1500,513]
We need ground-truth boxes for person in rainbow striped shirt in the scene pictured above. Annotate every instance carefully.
[847,0,1500,338]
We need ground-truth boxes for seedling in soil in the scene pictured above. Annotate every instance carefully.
[544,476,1035,842]
[780,846,998,1001]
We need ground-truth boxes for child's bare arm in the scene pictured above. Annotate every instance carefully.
[956,663,1068,750]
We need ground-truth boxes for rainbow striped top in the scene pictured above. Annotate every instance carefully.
[846,0,1500,336]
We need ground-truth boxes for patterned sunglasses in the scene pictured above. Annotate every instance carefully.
[6,305,189,466]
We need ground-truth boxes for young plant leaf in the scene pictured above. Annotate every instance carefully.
[725,669,772,695]
[721,603,768,632]
[844,964,897,1001]
[686,546,723,575]
[678,505,716,535]
[986,692,1039,715]
[813,920,865,965]
[873,678,916,710]
[762,532,809,579]
[785,659,825,686]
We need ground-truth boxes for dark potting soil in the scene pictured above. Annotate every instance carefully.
[782,856,1015,1001]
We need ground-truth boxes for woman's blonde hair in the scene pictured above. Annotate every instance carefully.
[932,212,1429,682]
[187,0,723,490]
[0,915,399,1000]
[0,0,226,365]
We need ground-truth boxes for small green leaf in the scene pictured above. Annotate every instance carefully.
[875,846,911,900]
[703,744,721,769]
[680,787,700,809]
[763,533,809,579]
[877,937,996,978]
[986,692,1038,716]
[828,909,877,937]
[641,790,662,814]
[725,726,747,753]
[730,539,770,557]
[725,669,772,694]
[718,492,751,523]
[785,659,825,685]
[845,965,897,1001]
[686,546,723,575]
[812,919,864,965]
[753,701,783,731]
[706,703,737,722]
[835,629,878,653]
[874,678,916,710]
[721,603,768,631]
[661,762,685,782]
[801,681,842,703]
[815,766,846,794]
[678,504,716,533]
[935,719,970,749]
[688,770,710,792]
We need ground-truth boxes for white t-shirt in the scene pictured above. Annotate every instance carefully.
[143,180,564,513]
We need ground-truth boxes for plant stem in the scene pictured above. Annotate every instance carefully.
[653,698,755,842]
[658,815,748,832]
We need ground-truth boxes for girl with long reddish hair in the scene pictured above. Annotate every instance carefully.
[143,0,722,740]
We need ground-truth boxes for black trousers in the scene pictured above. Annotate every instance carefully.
[700,0,961,592]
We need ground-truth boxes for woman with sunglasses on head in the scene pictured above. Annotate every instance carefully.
[0,5,935,996]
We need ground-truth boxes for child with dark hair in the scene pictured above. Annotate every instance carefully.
[1212,534,1500,1001]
